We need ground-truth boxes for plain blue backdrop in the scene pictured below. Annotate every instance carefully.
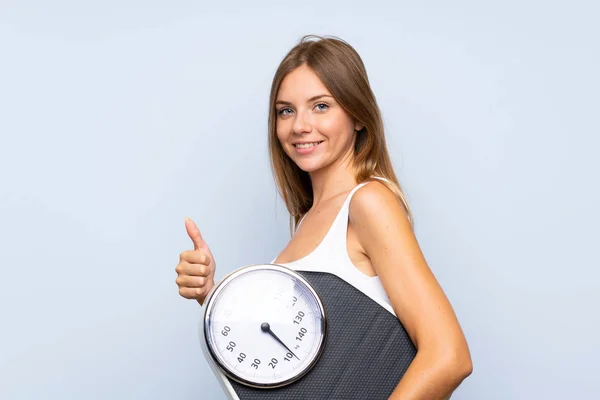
[1,1,598,399]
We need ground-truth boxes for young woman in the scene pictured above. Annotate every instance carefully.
[176,35,473,399]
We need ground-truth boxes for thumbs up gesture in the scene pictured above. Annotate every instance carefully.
[176,217,216,306]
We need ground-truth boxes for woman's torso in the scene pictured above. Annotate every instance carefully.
[272,177,397,316]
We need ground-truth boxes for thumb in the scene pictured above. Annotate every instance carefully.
[185,217,207,251]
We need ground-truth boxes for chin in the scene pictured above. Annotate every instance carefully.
[294,159,326,173]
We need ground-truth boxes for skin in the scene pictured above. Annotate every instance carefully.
[176,64,473,398]
[176,217,215,307]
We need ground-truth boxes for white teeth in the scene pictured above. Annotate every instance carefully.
[295,142,321,149]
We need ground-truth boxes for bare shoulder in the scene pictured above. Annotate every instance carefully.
[348,179,423,302]
[349,180,411,231]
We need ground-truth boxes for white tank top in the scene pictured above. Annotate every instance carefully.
[272,177,397,317]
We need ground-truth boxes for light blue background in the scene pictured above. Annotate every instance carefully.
[1,1,598,399]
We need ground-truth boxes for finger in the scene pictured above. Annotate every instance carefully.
[176,275,207,288]
[179,250,211,266]
[178,286,206,300]
[176,261,209,277]
[185,217,206,251]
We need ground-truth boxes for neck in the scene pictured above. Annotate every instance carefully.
[309,155,357,207]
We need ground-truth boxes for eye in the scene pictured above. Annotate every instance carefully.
[315,103,329,112]
[278,107,294,116]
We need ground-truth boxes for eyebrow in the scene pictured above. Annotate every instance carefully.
[275,94,333,106]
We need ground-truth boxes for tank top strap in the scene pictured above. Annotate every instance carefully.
[297,177,389,229]
[319,180,370,251]
[322,176,391,249]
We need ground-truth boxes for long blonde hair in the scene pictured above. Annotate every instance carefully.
[268,35,413,233]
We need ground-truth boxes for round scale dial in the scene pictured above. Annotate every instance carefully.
[202,264,327,388]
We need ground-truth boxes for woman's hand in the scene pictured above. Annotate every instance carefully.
[175,217,216,306]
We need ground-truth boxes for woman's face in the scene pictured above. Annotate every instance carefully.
[275,65,363,173]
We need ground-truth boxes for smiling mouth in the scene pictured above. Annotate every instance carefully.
[293,141,324,149]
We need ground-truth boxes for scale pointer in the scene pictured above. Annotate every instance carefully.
[260,322,301,360]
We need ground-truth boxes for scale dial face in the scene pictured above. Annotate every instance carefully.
[203,264,327,388]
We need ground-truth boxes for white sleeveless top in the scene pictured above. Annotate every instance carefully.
[272,177,397,317]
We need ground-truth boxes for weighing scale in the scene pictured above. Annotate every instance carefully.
[200,264,417,399]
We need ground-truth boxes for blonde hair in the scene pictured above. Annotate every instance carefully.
[268,35,413,233]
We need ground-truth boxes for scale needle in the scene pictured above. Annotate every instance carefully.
[261,322,300,360]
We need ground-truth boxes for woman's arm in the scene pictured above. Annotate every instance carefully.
[350,182,473,400]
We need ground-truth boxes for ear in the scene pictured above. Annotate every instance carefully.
[354,120,364,132]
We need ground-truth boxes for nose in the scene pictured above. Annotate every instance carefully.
[292,109,312,135]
